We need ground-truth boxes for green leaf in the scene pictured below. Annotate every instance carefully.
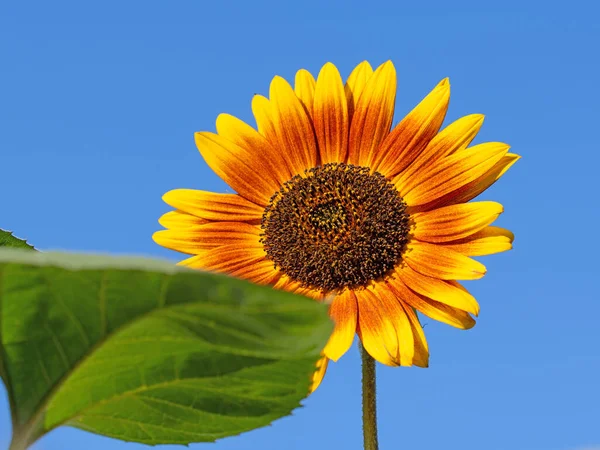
[0,230,35,250]
[0,249,332,449]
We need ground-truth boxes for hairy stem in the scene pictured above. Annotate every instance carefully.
[360,343,379,450]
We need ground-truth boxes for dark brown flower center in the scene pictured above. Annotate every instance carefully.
[260,163,410,293]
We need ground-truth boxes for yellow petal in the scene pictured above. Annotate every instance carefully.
[269,76,318,176]
[195,131,280,206]
[396,264,480,315]
[309,355,329,393]
[375,286,415,366]
[294,68,316,119]
[404,241,487,280]
[313,62,349,164]
[152,222,262,255]
[345,61,374,121]
[441,226,514,256]
[394,114,484,189]
[411,201,504,243]
[216,113,292,186]
[347,61,396,166]
[356,288,400,366]
[374,78,450,177]
[158,210,209,229]
[399,302,429,367]
[251,95,278,143]
[357,284,422,367]
[162,190,264,222]
[389,279,476,330]
[400,142,510,206]
[323,290,357,361]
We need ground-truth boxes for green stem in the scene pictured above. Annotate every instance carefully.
[8,432,29,450]
[360,343,379,450]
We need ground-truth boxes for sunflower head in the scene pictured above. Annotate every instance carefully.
[260,162,411,293]
[154,60,519,392]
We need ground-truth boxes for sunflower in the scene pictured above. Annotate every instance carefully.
[153,61,518,392]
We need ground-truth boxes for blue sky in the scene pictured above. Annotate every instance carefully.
[1,1,599,449]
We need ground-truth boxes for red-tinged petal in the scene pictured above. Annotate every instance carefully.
[179,244,274,285]
[347,61,396,166]
[272,275,324,301]
[374,78,450,177]
[313,62,349,164]
[195,131,280,206]
[399,142,510,206]
[216,113,293,186]
[345,61,374,122]
[422,153,521,210]
[411,201,504,243]
[394,114,484,189]
[269,76,318,176]
[404,241,487,280]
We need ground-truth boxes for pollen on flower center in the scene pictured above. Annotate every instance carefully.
[260,162,411,293]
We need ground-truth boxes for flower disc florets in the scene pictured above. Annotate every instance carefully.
[260,163,410,293]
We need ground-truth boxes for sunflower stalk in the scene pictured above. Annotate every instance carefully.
[360,343,379,450]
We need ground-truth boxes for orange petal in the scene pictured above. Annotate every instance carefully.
[434,114,485,157]
[389,279,476,330]
[152,222,262,255]
[400,142,510,206]
[216,113,292,186]
[179,244,275,284]
[394,114,484,189]
[356,289,400,366]
[158,210,209,229]
[404,241,487,280]
[374,286,416,366]
[323,290,357,361]
[426,153,521,209]
[374,78,450,177]
[345,61,374,122]
[396,264,480,315]
[411,201,504,243]
[294,69,316,119]
[195,131,280,206]
[347,61,396,166]
[441,226,514,256]
[313,62,349,164]
[399,302,429,367]
[271,275,324,301]
[162,190,264,222]
[269,76,318,176]
[244,266,281,286]
[310,355,329,393]
[357,284,421,367]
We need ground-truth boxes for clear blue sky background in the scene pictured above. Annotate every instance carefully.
[1,1,598,449]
